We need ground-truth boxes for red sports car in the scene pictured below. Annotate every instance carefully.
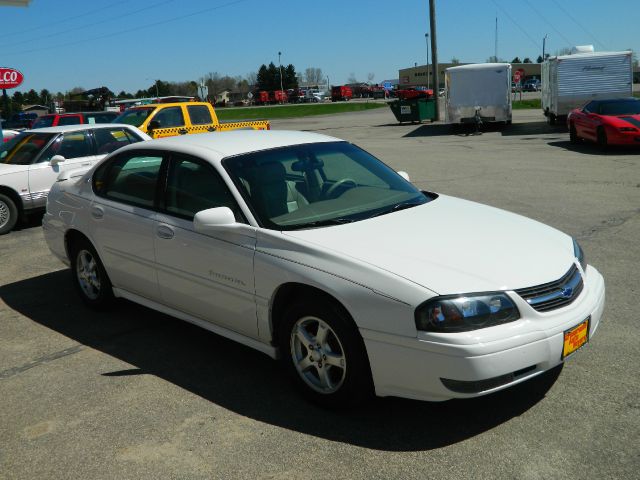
[567,98,640,149]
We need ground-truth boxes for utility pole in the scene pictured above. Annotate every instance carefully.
[429,0,439,120]
[542,34,548,60]
[425,33,430,90]
[278,51,284,92]
[494,16,498,61]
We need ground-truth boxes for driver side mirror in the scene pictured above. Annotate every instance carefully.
[194,207,237,234]
[50,155,66,166]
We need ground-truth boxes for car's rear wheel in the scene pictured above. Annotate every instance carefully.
[569,124,579,144]
[70,237,114,309]
[279,297,373,408]
[597,127,608,151]
[0,193,18,235]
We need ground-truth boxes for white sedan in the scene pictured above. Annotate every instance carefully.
[0,124,149,234]
[43,130,605,407]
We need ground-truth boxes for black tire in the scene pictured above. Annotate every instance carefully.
[0,193,18,235]
[279,297,373,408]
[69,237,114,309]
[569,124,579,144]
[597,127,608,151]
[547,113,556,125]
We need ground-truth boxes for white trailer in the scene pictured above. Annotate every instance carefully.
[444,63,512,126]
[541,50,633,124]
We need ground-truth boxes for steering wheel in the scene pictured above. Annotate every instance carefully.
[324,178,357,199]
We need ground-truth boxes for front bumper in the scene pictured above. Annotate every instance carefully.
[362,266,605,402]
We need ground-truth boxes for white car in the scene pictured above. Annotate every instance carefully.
[43,130,605,407]
[2,129,20,142]
[0,124,149,234]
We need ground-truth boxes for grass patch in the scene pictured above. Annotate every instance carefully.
[512,98,541,109]
[215,102,387,120]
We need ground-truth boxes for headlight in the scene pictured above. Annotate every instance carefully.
[415,293,520,333]
[573,238,587,271]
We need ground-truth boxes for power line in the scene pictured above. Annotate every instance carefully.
[0,0,128,38]
[489,0,541,53]
[1,0,178,48]
[5,0,250,56]
[550,0,607,50]
[523,0,574,48]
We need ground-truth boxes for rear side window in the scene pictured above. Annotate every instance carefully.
[93,127,144,155]
[57,115,82,126]
[187,105,212,125]
[94,153,163,208]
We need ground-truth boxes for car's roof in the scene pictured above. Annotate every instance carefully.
[589,97,639,105]
[39,111,118,117]
[24,123,136,134]
[135,130,343,160]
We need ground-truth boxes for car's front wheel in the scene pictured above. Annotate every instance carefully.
[0,193,18,235]
[597,127,608,151]
[279,297,373,407]
[569,123,579,144]
[70,237,114,309]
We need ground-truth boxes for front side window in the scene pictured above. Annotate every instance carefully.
[223,141,430,230]
[0,132,56,165]
[164,154,243,221]
[93,153,163,208]
[39,130,93,162]
[31,116,55,129]
[151,107,185,128]
[93,127,144,155]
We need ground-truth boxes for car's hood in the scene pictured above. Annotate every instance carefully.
[283,195,574,295]
[606,114,640,129]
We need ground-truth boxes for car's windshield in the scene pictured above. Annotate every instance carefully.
[223,141,432,230]
[114,107,154,127]
[598,100,640,116]
[0,132,56,165]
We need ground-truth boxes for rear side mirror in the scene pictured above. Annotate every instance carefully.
[50,155,66,166]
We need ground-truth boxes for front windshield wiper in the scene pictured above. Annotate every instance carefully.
[368,201,423,219]
[291,217,356,229]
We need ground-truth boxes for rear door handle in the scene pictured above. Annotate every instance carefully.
[156,224,174,240]
[178,128,188,135]
[90,206,104,219]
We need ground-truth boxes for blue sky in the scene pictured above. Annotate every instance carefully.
[1,0,637,94]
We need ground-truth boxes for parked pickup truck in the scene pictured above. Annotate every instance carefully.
[114,101,270,138]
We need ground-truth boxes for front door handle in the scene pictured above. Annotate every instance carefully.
[178,128,188,135]
[156,224,174,240]
[90,206,104,219]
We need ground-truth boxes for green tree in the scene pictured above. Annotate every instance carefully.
[536,55,544,63]
[24,89,40,105]
[284,64,298,89]
[451,57,461,64]
[523,57,532,63]
[511,57,522,63]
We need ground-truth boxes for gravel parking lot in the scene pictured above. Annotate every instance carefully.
[1,107,638,479]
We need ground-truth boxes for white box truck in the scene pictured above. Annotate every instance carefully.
[444,63,512,126]
[541,50,633,124]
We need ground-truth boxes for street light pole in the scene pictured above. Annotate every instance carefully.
[542,34,548,60]
[425,32,430,89]
[278,51,284,93]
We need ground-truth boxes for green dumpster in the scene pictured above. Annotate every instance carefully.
[388,98,436,124]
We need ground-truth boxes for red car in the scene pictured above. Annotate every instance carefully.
[567,98,640,149]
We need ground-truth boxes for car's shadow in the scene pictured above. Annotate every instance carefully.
[394,121,567,138]
[548,140,640,155]
[0,270,561,452]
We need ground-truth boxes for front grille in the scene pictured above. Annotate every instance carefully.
[515,264,583,312]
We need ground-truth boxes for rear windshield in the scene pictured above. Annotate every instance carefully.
[31,116,55,129]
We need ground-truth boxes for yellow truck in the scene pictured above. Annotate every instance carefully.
[113,101,270,138]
